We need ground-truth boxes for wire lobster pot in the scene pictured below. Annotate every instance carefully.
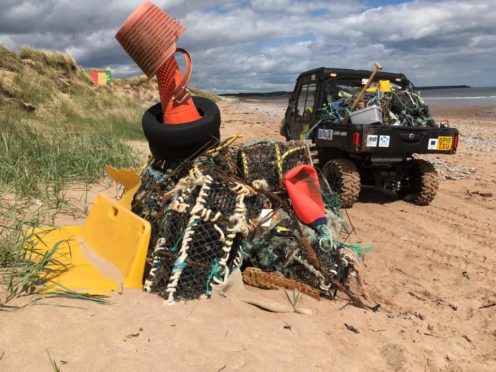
[132,139,364,303]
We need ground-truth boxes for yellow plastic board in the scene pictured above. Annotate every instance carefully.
[105,165,142,210]
[31,194,151,295]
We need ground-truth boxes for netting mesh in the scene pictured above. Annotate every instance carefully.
[132,139,365,303]
[239,141,311,191]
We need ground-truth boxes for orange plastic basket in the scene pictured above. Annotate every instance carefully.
[115,1,185,78]
[116,1,200,124]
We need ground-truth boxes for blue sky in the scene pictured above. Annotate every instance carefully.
[0,0,495,92]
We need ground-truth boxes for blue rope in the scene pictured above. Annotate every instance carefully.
[172,259,187,273]
[144,166,166,182]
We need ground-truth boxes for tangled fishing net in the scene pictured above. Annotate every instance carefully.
[318,80,436,127]
[132,139,371,305]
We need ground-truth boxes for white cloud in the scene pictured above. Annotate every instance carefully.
[0,0,495,90]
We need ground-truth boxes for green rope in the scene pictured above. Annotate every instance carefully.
[337,241,372,257]
[205,258,220,295]
[322,191,342,217]
[170,220,199,253]
[317,224,334,252]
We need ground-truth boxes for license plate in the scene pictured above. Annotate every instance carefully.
[437,136,453,151]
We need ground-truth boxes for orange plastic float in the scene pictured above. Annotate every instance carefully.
[283,165,327,228]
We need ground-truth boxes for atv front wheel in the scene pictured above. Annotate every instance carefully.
[322,158,360,208]
[397,159,438,205]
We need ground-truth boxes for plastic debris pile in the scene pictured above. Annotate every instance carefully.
[132,139,371,305]
[319,80,436,127]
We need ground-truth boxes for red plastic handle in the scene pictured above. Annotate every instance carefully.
[172,48,192,105]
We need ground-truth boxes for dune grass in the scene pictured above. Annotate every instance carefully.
[0,115,138,200]
[0,200,111,307]
[0,45,144,304]
[0,203,62,305]
[0,45,146,201]
[19,45,78,72]
[0,45,220,304]
[47,351,61,372]
[0,44,22,72]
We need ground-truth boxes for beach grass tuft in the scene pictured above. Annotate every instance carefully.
[47,351,60,372]
[0,115,138,201]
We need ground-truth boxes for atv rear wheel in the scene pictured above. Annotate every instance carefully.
[322,158,360,208]
[397,159,438,205]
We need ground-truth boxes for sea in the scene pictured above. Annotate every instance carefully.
[241,86,496,112]
[419,87,496,107]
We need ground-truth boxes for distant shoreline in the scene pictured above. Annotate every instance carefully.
[220,85,471,97]
[220,91,291,98]
[417,85,470,90]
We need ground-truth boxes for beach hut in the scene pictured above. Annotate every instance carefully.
[85,68,112,85]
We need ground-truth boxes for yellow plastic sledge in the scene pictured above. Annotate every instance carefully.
[32,194,151,295]
[105,165,142,210]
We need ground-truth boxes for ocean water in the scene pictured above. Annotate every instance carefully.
[246,87,496,109]
[419,87,496,106]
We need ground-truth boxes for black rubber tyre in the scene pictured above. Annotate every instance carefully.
[323,158,361,208]
[142,96,221,160]
[397,159,438,205]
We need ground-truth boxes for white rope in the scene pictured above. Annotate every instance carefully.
[144,238,166,292]
[165,174,213,304]
[294,256,332,293]
[252,179,269,191]
[232,248,243,268]
[164,166,205,201]
[213,223,225,242]
[210,180,252,289]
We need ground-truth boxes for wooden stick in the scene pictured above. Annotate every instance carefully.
[351,63,382,110]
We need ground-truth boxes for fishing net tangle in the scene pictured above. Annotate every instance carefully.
[132,140,366,303]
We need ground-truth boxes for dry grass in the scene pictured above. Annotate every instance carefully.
[0,45,144,201]
[189,87,221,102]
[114,74,153,88]
[0,44,221,201]
[0,44,21,72]
[19,45,78,73]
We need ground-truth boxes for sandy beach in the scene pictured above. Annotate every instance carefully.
[1,97,495,371]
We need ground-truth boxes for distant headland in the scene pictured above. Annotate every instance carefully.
[221,85,471,97]
[416,85,471,90]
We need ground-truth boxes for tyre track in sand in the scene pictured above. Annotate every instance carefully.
[219,98,496,369]
[348,181,496,318]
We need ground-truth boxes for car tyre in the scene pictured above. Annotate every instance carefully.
[397,159,438,205]
[142,96,221,160]
[322,158,360,208]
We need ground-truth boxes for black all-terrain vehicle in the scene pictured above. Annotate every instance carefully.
[281,67,459,207]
